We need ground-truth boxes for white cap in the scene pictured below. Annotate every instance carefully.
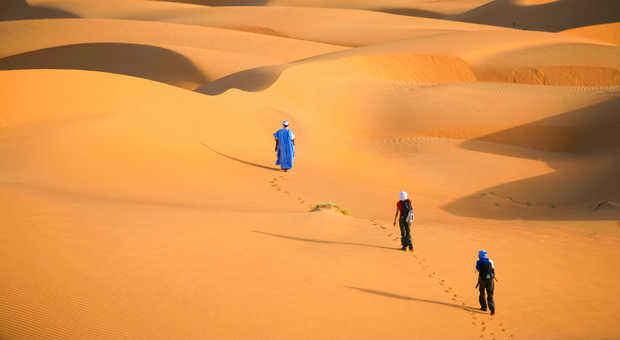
[399,191,408,200]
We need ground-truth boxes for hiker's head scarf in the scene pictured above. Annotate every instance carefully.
[478,250,488,259]
[282,121,289,127]
[399,191,408,200]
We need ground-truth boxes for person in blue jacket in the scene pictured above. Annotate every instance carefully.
[476,250,496,315]
[274,121,295,172]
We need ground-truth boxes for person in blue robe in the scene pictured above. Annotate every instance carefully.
[274,121,295,171]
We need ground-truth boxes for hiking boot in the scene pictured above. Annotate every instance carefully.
[490,308,495,315]
[408,244,413,251]
[480,307,487,312]
[401,246,407,251]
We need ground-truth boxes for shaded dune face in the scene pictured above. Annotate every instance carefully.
[442,154,620,219]
[444,97,620,218]
[453,0,620,31]
[463,97,620,154]
[370,7,444,19]
[0,0,78,21]
[0,43,207,89]
[197,64,284,95]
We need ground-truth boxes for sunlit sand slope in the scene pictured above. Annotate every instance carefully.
[562,22,620,46]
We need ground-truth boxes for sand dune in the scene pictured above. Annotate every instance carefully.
[199,28,620,94]
[0,42,208,89]
[157,6,499,47]
[453,0,620,31]
[199,53,478,94]
[0,19,345,86]
[29,0,493,19]
[1,1,620,339]
[6,2,501,47]
[562,22,620,45]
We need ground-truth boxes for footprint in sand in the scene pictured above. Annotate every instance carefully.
[386,232,512,340]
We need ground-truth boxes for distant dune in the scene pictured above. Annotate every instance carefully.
[453,0,620,31]
[562,22,620,45]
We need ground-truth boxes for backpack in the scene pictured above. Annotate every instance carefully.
[402,200,414,223]
[478,260,494,280]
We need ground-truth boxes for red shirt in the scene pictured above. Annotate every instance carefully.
[397,199,412,216]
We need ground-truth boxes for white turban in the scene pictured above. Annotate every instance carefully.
[282,121,289,127]
[399,191,408,200]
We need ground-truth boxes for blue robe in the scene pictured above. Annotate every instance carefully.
[274,128,295,169]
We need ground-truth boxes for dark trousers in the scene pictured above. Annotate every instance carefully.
[398,217,412,247]
[478,279,495,311]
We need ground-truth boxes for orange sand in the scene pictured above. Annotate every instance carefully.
[1,1,619,339]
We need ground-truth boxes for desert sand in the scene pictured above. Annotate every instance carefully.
[1,1,619,339]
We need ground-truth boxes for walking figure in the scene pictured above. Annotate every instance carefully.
[476,250,496,315]
[274,121,295,172]
[393,191,414,251]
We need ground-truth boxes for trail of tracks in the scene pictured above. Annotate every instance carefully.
[270,172,514,340]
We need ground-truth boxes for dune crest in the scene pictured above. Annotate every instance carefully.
[561,23,620,46]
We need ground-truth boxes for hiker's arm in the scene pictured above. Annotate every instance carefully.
[393,207,399,226]
[274,138,278,151]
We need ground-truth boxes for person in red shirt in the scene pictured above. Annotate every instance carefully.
[393,191,414,251]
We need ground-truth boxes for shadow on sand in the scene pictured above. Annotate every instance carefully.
[201,143,282,172]
[0,42,208,89]
[196,64,285,95]
[0,0,79,21]
[443,97,620,220]
[451,0,620,31]
[345,286,486,314]
[253,231,399,251]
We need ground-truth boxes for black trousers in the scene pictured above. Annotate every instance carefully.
[478,279,495,311]
[398,217,412,247]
